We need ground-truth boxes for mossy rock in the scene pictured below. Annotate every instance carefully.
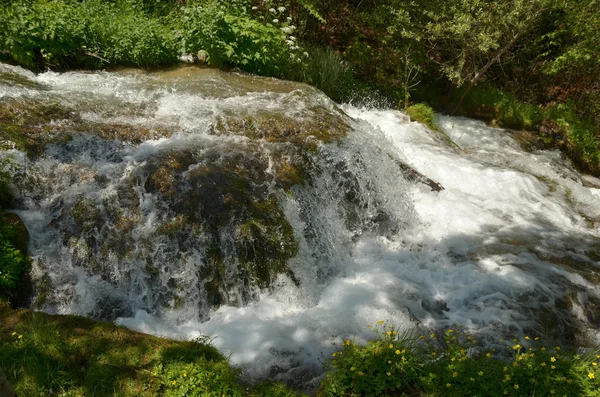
[71,196,102,234]
[213,106,350,150]
[142,144,299,306]
[0,98,75,157]
[0,98,172,158]
[0,69,42,89]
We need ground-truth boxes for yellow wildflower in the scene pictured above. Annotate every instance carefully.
[512,344,521,350]
[18,335,22,339]
[470,378,475,382]
[504,391,508,395]
[486,353,491,358]
[550,390,555,395]
[388,361,392,364]
[514,384,519,390]
[183,372,187,377]
[525,336,530,340]
[556,346,561,351]
[535,337,539,340]
[172,381,176,385]
[11,332,16,336]
[541,362,546,366]
[395,349,401,355]
[346,340,351,346]
[350,367,355,371]
[588,373,595,379]
[592,362,597,366]
[401,349,406,354]
[451,357,456,362]
[387,372,391,376]
[332,353,336,357]
[541,347,546,351]
[453,372,458,377]
[358,371,363,376]
[389,344,394,349]
[551,366,556,369]
[446,383,451,387]
[551,357,556,362]
[377,320,385,325]
[401,356,406,361]
[387,331,392,336]
[503,367,508,372]
[430,333,435,338]
[431,352,436,356]
[478,371,483,376]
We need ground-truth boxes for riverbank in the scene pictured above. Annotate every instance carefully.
[0,302,303,396]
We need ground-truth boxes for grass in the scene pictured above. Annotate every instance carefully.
[0,302,303,397]
[319,322,600,397]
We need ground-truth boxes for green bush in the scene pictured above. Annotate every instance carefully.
[0,0,178,70]
[406,103,437,130]
[175,3,293,77]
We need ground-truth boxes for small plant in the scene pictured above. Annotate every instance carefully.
[406,103,437,130]
[320,321,424,396]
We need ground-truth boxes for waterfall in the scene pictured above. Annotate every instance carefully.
[1,62,599,388]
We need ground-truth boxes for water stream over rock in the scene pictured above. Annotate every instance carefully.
[1,62,599,389]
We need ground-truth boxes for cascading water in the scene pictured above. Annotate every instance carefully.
[1,62,599,389]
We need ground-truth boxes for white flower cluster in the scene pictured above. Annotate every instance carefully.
[251,0,306,61]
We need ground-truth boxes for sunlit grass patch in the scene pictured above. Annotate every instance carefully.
[0,304,303,397]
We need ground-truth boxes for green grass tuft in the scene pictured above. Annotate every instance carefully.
[406,103,438,130]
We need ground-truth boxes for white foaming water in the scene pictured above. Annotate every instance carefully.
[2,64,600,390]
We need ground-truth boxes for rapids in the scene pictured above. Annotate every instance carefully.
[1,62,599,389]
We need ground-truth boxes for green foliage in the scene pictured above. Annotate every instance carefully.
[320,322,600,397]
[406,103,437,130]
[0,0,178,70]
[0,156,27,297]
[287,47,355,102]
[457,85,545,130]
[175,3,293,76]
[0,308,304,397]
[455,85,599,174]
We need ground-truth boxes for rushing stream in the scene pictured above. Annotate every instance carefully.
[1,62,600,389]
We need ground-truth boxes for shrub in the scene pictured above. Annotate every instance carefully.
[0,0,178,70]
[406,103,437,130]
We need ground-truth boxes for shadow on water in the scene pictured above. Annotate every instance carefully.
[358,212,600,347]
